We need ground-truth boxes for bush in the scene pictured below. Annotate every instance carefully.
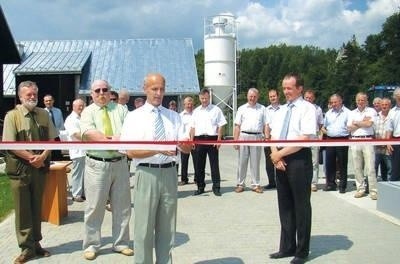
[0,174,14,222]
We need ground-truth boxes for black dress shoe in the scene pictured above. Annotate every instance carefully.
[339,188,346,194]
[212,188,221,196]
[323,185,337,191]
[35,242,51,257]
[290,256,307,264]
[269,251,294,259]
[193,189,204,196]
[264,184,276,190]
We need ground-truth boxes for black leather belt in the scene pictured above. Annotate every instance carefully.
[241,131,262,135]
[138,161,176,168]
[87,154,124,162]
[327,136,349,139]
[351,135,374,138]
[195,135,217,138]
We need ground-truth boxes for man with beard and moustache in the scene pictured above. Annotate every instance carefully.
[2,81,57,263]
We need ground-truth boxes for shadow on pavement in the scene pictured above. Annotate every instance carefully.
[309,234,353,261]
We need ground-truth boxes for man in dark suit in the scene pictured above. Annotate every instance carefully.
[269,73,316,264]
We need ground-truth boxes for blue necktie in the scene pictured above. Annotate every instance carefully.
[279,103,294,140]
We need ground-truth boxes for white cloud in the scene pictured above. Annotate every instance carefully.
[2,0,399,51]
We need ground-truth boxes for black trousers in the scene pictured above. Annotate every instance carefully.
[325,143,349,190]
[180,149,197,183]
[194,136,220,189]
[264,147,276,186]
[276,148,312,258]
[51,136,64,161]
[391,144,400,181]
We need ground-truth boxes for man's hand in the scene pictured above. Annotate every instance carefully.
[29,154,45,168]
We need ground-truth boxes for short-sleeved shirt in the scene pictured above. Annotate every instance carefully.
[120,102,185,165]
[265,104,281,125]
[374,111,390,154]
[190,104,227,136]
[324,106,350,137]
[386,106,400,137]
[2,104,57,142]
[347,107,376,136]
[234,103,266,133]
[179,109,193,138]
[80,102,128,158]
[270,97,316,140]
[64,111,85,159]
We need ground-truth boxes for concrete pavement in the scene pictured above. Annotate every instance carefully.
[1,146,400,263]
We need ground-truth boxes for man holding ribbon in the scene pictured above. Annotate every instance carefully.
[121,73,191,264]
[80,80,133,261]
[269,73,316,264]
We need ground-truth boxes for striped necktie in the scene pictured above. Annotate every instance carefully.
[153,107,168,162]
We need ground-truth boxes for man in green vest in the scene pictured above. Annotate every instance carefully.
[2,80,57,263]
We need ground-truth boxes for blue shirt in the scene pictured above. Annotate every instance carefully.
[324,106,351,137]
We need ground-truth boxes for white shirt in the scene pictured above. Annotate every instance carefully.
[120,102,185,165]
[265,104,281,125]
[386,106,400,137]
[180,109,193,137]
[347,107,376,136]
[270,97,316,140]
[191,104,227,136]
[64,111,85,159]
[234,103,266,133]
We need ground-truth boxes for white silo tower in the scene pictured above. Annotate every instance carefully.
[204,14,237,135]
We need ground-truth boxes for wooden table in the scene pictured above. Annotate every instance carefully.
[41,161,71,225]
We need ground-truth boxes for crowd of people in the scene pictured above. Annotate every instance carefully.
[3,72,400,264]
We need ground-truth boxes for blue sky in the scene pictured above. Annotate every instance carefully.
[1,0,399,51]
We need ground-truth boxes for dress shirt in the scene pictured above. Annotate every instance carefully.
[80,102,128,158]
[324,106,350,137]
[347,107,376,136]
[386,106,400,137]
[270,97,316,140]
[3,105,58,142]
[64,111,85,159]
[234,103,266,133]
[45,106,64,134]
[179,109,193,138]
[374,111,390,154]
[120,102,185,166]
[265,104,281,125]
[191,104,227,136]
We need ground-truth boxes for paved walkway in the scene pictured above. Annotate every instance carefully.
[1,146,400,263]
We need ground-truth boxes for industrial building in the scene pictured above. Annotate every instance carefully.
[2,38,200,118]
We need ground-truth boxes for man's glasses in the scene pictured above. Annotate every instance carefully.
[110,98,117,101]
[93,88,109,93]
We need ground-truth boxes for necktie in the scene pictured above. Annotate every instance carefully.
[49,109,56,126]
[279,103,294,140]
[28,112,40,141]
[102,106,113,136]
[153,107,168,162]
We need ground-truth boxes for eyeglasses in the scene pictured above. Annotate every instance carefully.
[110,98,117,101]
[93,88,109,93]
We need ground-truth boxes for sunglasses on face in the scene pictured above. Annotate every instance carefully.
[93,88,109,93]
[110,98,117,101]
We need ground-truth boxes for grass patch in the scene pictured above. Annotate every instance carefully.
[0,174,14,222]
